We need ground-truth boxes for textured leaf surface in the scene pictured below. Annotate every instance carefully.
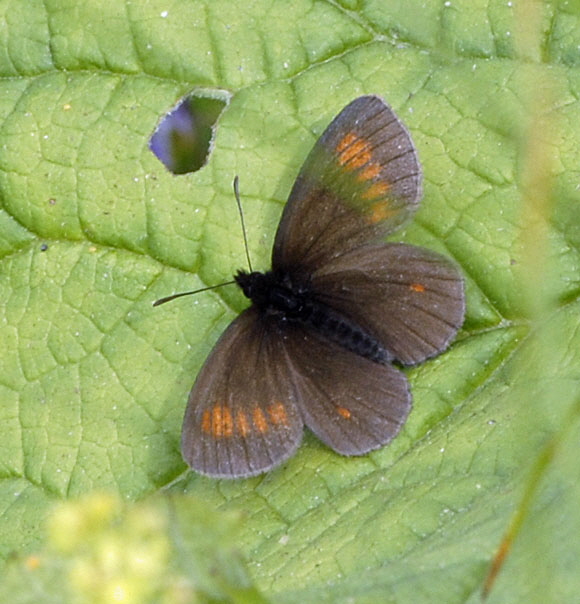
[0,1,579,602]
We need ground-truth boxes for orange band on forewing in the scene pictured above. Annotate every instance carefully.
[201,409,212,434]
[336,132,357,152]
[337,133,372,169]
[201,404,235,437]
[236,410,251,437]
[222,406,234,437]
[367,200,395,224]
[358,162,381,181]
[212,405,224,436]
[361,181,390,201]
[252,406,269,433]
[410,283,426,293]
[268,400,289,426]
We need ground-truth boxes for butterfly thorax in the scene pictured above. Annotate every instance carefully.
[235,269,307,314]
[235,269,389,364]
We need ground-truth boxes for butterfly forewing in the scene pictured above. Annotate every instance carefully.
[182,308,303,478]
[273,96,422,272]
[311,243,465,365]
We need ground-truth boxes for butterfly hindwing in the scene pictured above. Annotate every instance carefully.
[181,308,303,478]
[282,325,411,455]
[273,95,422,272]
[311,243,465,365]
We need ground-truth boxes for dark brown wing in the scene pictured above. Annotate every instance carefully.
[273,95,421,273]
[311,243,465,365]
[181,308,303,478]
[282,325,411,455]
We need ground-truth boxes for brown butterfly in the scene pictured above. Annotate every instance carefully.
[159,95,465,478]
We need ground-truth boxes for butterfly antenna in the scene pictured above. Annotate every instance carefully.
[233,175,253,272]
[153,281,237,306]
[153,177,253,307]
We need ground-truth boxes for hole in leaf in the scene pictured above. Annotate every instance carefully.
[150,93,228,174]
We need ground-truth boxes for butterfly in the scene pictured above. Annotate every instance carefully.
[168,95,465,478]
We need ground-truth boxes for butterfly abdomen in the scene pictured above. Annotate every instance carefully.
[235,269,389,364]
[301,302,389,364]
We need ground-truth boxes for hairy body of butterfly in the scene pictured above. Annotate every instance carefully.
[235,269,388,364]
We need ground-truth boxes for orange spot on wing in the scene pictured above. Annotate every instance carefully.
[410,283,426,293]
[358,162,381,181]
[362,181,391,201]
[236,410,251,437]
[203,404,234,437]
[252,406,268,433]
[212,405,223,436]
[337,406,352,419]
[366,200,395,223]
[201,409,212,434]
[336,132,357,152]
[337,133,371,169]
[222,406,234,436]
[268,401,289,426]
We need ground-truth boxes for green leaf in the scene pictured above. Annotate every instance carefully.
[0,1,579,602]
